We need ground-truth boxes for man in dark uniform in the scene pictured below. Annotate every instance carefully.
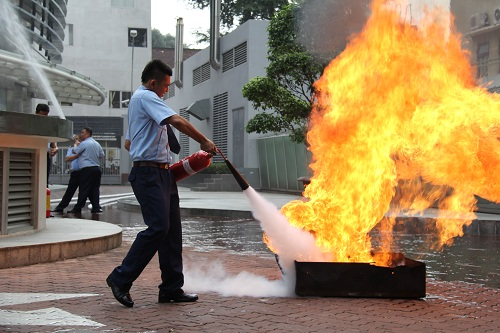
[106,60,216,307]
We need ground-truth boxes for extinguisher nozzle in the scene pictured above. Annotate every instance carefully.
[216,149,249,190]
[224,160,249,191]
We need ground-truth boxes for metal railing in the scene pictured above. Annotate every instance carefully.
[49,147,122,184]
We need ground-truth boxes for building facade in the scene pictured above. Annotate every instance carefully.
[451,0,500,93]
[164,20,310,191]
[55,0,152,184]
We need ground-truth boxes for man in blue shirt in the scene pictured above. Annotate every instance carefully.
[106,60,216,308]
[52,135,81,213]
[67,127,105,213]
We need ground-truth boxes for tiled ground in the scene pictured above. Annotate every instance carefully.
[0,241,498,333]
[1,185,498,332]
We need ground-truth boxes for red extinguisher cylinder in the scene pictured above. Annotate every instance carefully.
[46,187,51,218]
[170,151,212,182]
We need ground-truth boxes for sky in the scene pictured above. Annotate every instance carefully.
[151,0,210,48]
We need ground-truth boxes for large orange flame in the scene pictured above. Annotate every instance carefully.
[280,0,500,264]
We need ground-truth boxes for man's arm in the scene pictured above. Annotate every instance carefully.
[164,115,216,154]
[49,142,58,156]
[66,154,78,162]
[124,139,131,151]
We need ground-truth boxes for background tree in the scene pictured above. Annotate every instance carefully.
[152,28,176,48]
[187,0,290,29]
[242,4,326,144]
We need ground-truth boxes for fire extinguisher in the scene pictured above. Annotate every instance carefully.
[170,150,212,182]
[46,187,51,218]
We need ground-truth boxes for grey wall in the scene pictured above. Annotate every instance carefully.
[166,20,270,188]
[61,0,152,118]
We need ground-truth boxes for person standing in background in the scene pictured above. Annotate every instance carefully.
[51,135,81,213]
[67,127,104,214]
[35,103,58,184]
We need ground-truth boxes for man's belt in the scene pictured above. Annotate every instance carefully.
[133,161,170,169]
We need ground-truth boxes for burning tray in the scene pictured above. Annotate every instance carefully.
[295,253,426,299]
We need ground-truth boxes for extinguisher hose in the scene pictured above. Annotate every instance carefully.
[216,148,249,190]
[216,148,227,160]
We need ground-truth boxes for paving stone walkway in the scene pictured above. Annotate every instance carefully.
[0,241,499,333]
[0,185,498,332]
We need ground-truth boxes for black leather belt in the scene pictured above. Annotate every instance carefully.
[133,161,169,169]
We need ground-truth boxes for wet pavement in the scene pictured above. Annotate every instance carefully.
[0,185,498,332]
[113,213,500,289]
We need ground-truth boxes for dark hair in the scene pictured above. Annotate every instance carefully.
[35,103,50,114]
[83,127,93,136]
[141,59,172,83]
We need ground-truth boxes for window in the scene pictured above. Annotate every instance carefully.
[212,92,228,162]
[122,91,131,105]
[234,42,247,67]
[476,42,489,78]
[222,49,234,72]
[64,24,73,46]
[166,83,175,99]
[193,62,211,86]
[222,42,247,73]
[179,108,189,159]
[109,91,131,108]
[128,28,147,47]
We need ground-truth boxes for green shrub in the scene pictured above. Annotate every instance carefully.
[199,162,230,174]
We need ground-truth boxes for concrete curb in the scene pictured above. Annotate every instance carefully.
[0,219,122,269]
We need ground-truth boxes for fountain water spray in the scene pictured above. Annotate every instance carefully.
[0,1,65,118]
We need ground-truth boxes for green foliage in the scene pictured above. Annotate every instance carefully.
[242,4,326,144]
[186,0,289,29]
[152,29,175,48]
[199,162,230,174]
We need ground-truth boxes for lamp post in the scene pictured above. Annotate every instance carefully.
[130,29,137,96]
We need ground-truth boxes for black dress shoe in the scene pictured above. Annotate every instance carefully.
[91,208,103,213]
[106,276,134,307]
[67,208,81,214]
[51,208,64,213]
[158,291,198,303]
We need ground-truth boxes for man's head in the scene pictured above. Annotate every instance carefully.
[141,59,172,98]
[80,127,93,141]
[35,103,50,116]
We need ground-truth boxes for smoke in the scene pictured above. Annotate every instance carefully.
[297,0,371,59]
[183,187,328,298]
[296,0,451,59]
[243,187,329,274]
[184,260,291,297]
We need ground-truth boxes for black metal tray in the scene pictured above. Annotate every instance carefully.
[295,253,426,299]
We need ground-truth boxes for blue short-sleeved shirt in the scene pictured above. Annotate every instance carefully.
[128,86,176,163]
[66,146,79,171]
[73,137,104,168]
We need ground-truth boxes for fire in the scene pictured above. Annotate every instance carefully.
[280,0,500,264]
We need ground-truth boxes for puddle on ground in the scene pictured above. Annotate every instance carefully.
[89,208,500,289]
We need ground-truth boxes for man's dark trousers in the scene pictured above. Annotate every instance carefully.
[74,166,101,210]
[55,170,80,209]
[109,166,183,294]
